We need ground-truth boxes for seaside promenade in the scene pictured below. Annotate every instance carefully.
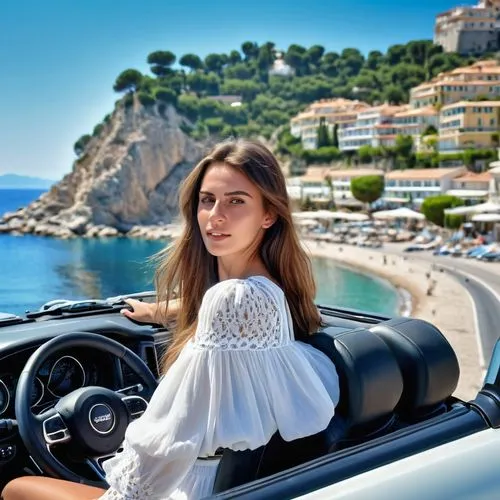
[302,239,500,402]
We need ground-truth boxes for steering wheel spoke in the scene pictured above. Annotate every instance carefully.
[36,409,71,445]
[119,394,148,420]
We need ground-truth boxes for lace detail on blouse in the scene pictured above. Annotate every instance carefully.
[194,278,283,350]
[101,448,154,499]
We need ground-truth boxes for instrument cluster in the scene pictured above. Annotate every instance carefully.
[0,352,100,415]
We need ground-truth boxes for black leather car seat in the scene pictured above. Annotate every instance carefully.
[212,326,403,493]
[370,317,460,423]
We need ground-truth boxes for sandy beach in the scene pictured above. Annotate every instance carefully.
[303,239,482,401]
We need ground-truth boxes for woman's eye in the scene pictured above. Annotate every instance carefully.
[230,198,244,205]
[200,197,214,204]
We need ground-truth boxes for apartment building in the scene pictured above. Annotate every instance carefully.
[434,0,500,54]
[290,98,369,150]
[410,60,500,109]
[439,100,500,151]
[384,168,466,204]
[286,167,383,202]
[338,104,410,151]
[448,170,492,200]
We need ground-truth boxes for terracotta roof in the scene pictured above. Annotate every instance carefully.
[360,104,409,115]
[309,98,367,109]
[453,171,492,182]
[326,169,383,178]
[385,167,464,180]
[395,106,438,117]
[442,100,500,110]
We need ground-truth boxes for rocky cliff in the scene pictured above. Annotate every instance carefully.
[0,98,204,238]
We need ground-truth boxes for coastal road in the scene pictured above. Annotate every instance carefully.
[438,264,499,369]
[386,248,500,369]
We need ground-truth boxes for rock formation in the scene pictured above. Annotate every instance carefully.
[0,98,204,238]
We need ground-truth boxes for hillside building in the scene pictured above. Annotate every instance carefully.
[434,0,500,54]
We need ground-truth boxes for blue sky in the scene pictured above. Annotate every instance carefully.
[0,0,459,180]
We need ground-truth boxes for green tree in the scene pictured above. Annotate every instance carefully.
[320,52,339,77]
[153,87,177,105]
[331,123,339,148]
[350,175,385,205]
[422,124,438,136]
[316,117,331,147]
[386,44,406,65]
[384,85,405,104]
[204,54,226,76]
[307,45,325,67]
[358,145,374,163]
[366,50,383,70]
[187,72,219,96]
[73,134,92,157]
[147,51,176,76]
[179,54,203,71]
[113,69,143,93]
[421,195,464,227]
[137,92,155,107]
[204,117,225,134]
[177,94,200,122]
[395,135,414,159]
[224,63,254,80]
[285,44,308,75]
[228,50,242,64]
[241,41,259,60]
[221,79,261,101]
[257,43,275,72]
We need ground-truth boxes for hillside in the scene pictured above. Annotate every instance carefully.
[0,100,204,238]
[0,39,489,238]
[72,39,481,154]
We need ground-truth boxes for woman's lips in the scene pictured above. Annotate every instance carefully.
[207,231,230,241]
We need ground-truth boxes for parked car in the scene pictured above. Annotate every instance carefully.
[0,294,498,500]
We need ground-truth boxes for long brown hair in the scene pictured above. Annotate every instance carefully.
[155,139,320,372]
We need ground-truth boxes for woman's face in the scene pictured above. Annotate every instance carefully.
[197,163,274,259]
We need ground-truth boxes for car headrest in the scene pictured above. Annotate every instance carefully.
[369,318,460,416]
[303,327,403,429]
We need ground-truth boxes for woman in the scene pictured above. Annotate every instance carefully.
[2,139,339,500]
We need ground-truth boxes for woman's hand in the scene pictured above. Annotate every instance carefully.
[121,299,156,323]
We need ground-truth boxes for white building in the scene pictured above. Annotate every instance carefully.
[286,167,383,203]
[338,104,409,152]
[290,99,369,150]
[447,170,492,202]
[384,167,466,205]
[434,1,500,55]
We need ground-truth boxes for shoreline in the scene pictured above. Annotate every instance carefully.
[323,255,413,318]
[302,238,482,401]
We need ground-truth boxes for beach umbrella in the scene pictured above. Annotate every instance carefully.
[373,207,425,220]
[471,213,500,222]
[444,201,500,216]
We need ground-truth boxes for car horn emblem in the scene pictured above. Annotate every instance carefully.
[89,403,115,434]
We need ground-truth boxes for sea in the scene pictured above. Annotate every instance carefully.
[0,189,400,317]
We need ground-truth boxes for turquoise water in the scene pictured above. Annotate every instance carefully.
[0,190,399,316]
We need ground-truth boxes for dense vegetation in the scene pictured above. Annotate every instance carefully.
[421,195,465,227]
[74,40,484,157]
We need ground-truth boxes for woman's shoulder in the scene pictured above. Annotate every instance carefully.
[208,275,283,296]
[199,276,286,323]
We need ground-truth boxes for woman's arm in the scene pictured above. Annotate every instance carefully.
[121,298,180,324]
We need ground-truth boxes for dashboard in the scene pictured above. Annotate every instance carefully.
[0,347,116,418]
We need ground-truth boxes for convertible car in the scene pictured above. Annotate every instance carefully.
[0,294,498,499]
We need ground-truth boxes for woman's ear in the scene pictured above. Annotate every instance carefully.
[262,213,277,229]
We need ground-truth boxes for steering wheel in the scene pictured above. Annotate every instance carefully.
[15,332,158,487]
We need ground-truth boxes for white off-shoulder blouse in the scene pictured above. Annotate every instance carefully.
[100,276,340,500]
